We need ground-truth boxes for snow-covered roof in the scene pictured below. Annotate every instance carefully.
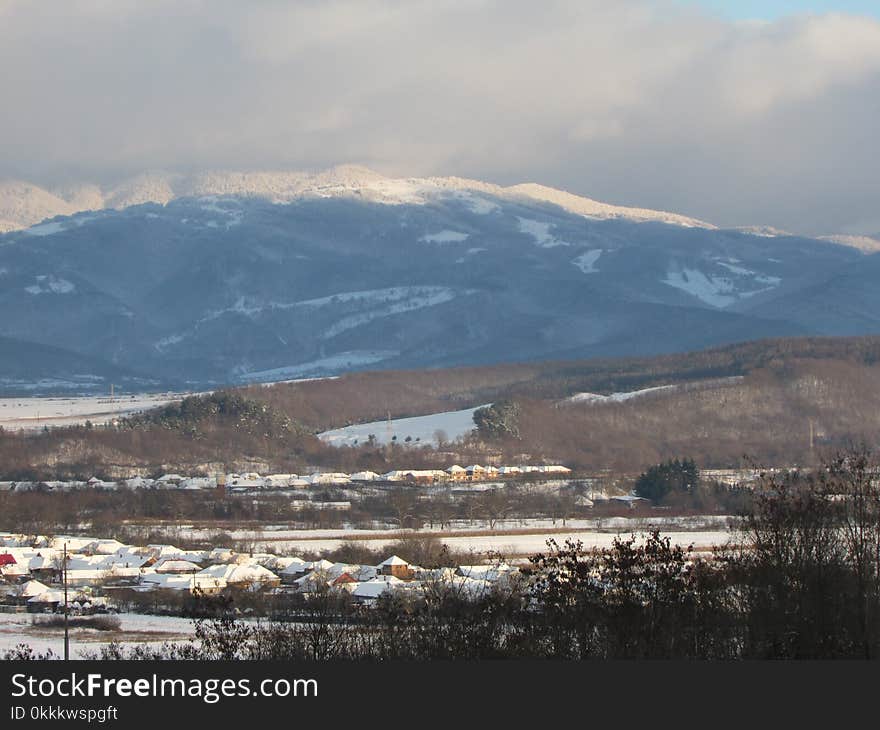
[84,539,128,555]
[351,577,403,599]
[155,559,202,573]
[28,589,65,603]
[378,555,410,567]
[199,563,278,585]
[19,579,51,597]
[303,559,334,572]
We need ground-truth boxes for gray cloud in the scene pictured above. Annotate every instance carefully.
[1,0,878,234]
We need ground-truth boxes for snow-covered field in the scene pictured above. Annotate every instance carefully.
[178,515,733,543]
[250,529,732,558]
[177,516,736,559]
[318,404,490,447]
[0,612,196,658]
[0,392,191,430]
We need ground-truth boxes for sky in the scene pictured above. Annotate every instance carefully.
[688,1,880,21]
[0,0,878,236]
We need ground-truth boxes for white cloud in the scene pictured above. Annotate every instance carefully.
[0,0,877,234]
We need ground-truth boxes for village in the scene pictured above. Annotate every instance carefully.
[0,463,575,493]
[0,530,521,616]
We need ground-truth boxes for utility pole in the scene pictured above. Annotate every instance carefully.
[63,542,69,661]
[385,410,393,458]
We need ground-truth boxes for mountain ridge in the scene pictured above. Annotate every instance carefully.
[0,165,719,232]
[1,170,878,395]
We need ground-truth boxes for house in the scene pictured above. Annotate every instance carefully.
[0,550,35,579]
[49,536,94,552]
[86,477,119,490]
[226,474,266,489]
[405,470,448,484]
[122,477,155,490]
[611,495,649,509]
[446,465,467,481]
[278,559,310,584]
[206,547,236,564]
[456,563,516,583]
[155,473,186,486]
[6,580,51,606]
[264,556,304,572]
[331,572,358,590]
[465,465,487,480]
[140,573,226,595]
[83,539,128,555]
[540,465,572,475]
[377,555,415,580]
[352,565,378,582]
[179,476,216,490]
[350,471,380,482]
[306,472,351,486]
[264,474,297,488]
[27,589,66,613]
[198,563,280,590]
[154,559,202,574]
[351,576,404,605]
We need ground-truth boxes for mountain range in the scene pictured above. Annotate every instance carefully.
[1,165,879,394]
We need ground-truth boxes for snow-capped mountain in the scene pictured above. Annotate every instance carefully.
[1,165,712,233]
[0,166,877,394]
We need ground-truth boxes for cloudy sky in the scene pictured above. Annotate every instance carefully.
[1,0,877,235]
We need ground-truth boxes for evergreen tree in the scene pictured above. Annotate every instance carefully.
[634,458,699,502]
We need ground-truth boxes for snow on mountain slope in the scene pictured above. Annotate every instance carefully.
[0,165,715,232]
[321,288,465,340]
[0,181,76,228]
[105,172,176,209]
[0,177,868,393]
[2,167,877,257]
[572,250,602,273]
[517,217,570,248]
[819,234,880,253]
[663,269,738,308]
[507,183,713,229]
[52,183,105,211]
[236,351,398,383]
[420,230,470,244]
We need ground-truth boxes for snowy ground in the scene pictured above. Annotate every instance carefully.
[0,612,197,658]
[237,351,397,383]
[318,404,490,447]
[177,515,733,543]
[179,515,736,560]
[250,529,732,558]
[0,392,193,430]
